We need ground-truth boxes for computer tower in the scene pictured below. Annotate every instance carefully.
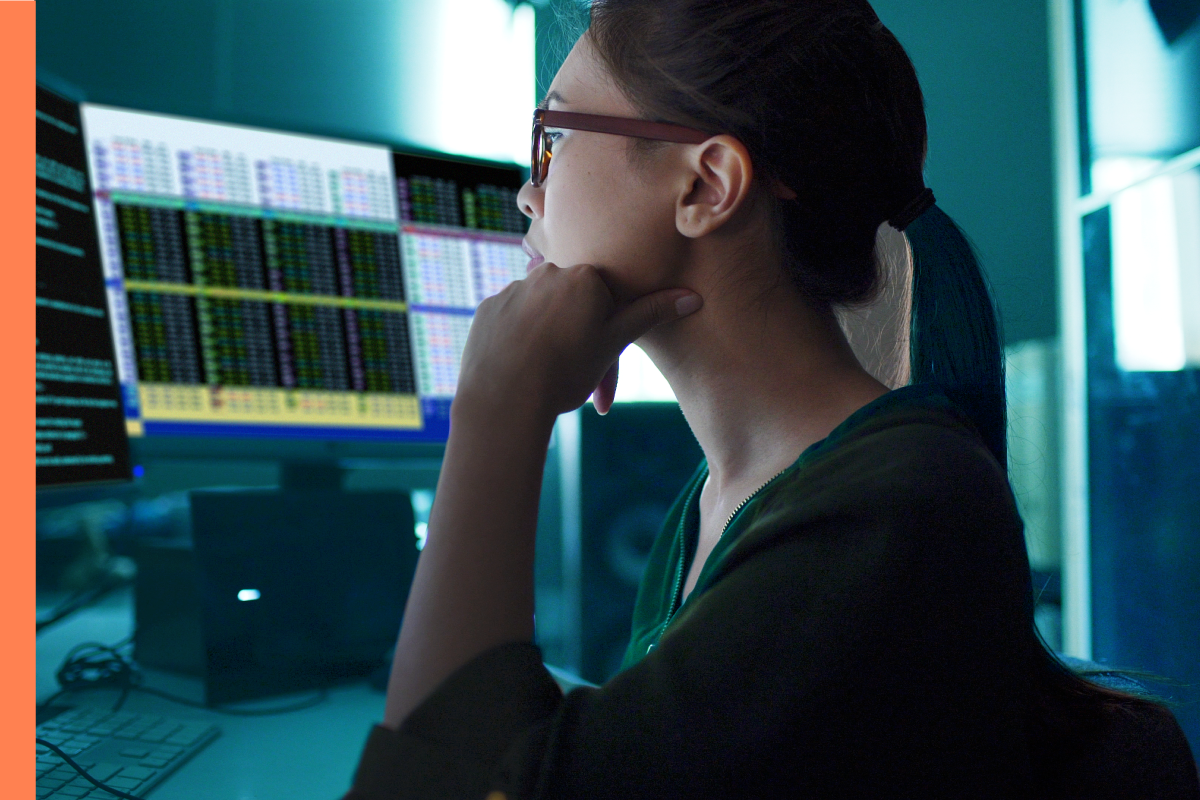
[578,403,702,684]
[135,489,417,704]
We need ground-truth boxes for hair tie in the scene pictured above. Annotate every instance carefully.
[889,187,936,231]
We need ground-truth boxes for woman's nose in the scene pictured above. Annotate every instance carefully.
[516,178,541,221]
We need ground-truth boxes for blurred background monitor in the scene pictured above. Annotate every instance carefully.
[37,85,132,488]
[77,103,528,465]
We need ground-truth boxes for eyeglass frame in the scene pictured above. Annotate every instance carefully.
[530,108,712,188]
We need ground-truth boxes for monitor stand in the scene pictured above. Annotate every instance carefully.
[279,460,347,492]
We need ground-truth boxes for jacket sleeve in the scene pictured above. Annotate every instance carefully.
[344,642,563,800]
[345,422,1035,799]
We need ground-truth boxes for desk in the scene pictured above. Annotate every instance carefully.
[37,588,384,800]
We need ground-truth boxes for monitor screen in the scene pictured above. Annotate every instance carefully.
[36,86,132,487]
[79,104,528,444]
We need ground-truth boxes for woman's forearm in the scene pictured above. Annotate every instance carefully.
[381,396,556,729]
[377,261,698,728]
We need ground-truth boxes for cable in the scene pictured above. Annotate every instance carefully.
[43,633,330,716]
[38,635,331,796]
[38,635,138,716]
[54,635,138,696]
[36,738,145,800]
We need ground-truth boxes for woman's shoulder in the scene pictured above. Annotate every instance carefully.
[696,386,1031,653]
[752,386,1018,536]
[810,385,1005,488]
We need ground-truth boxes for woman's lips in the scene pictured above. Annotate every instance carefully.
[522,239,545,273]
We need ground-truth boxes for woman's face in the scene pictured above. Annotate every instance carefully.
[517,35,691,305]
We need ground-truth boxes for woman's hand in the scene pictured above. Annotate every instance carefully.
[454,261,702,422]
[382,263,699,728]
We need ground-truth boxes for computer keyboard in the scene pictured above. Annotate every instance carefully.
[36,706,219,798]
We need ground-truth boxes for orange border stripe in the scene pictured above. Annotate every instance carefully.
[4,0,36,793]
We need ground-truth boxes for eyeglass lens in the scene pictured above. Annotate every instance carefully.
[534,130,548,187]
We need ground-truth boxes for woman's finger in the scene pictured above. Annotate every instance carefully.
[606,289,703,352]
[592,359,620,415]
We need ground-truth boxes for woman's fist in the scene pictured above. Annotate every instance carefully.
[454,261,702,422]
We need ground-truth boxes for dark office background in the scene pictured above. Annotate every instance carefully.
[38,0,1058,347]
[37,0,1198,758]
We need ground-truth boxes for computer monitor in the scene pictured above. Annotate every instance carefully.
[36,85,132,488]
[78,104,528,451]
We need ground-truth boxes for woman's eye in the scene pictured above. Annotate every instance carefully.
[545,131,564,145]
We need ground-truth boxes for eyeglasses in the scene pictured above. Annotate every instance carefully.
[530,108,711,188]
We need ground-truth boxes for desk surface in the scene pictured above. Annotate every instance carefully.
[38,589,383,800]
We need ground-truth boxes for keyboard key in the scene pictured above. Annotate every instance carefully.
[139,758,169,768]
[44,766,75,782]
[165,732,204,746]
[56,783,93,797]
[104,776,144,791]
[147,748,182,762]
[137,725,180,743]
[36,766,67,782]
[118,747,150,758]
[85,762,123,782]
[117,766,156,781]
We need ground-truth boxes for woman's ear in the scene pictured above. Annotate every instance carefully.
[675,135,754,239]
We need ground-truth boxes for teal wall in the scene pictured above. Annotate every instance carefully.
[40,0,1058,343]
[873,0,1057,344]
[534,1,1058,344]
[36,0,430,149]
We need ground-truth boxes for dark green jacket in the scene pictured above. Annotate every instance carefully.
[346,386,1046,798]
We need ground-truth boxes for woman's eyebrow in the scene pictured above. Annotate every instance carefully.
[537,90,567,110]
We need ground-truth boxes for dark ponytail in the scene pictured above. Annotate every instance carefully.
[900,203,1185,786]
[905,203,1007,468]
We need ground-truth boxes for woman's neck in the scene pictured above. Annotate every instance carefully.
[638,253,888,503]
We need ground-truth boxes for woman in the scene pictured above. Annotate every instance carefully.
[345,1,1199,797]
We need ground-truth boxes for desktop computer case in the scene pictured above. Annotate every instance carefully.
[135,489,417,704]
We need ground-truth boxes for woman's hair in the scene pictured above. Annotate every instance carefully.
[584,0,1177,782]
[590,0,920,308]
[588,0,1009,466]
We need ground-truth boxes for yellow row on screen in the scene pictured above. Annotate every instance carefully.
[123,280,409,314]
[133,383,423,429]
